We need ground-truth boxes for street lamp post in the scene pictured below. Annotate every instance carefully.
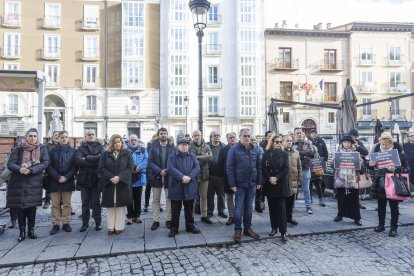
[184,96,189,135]
[189,0,210,134]
[388,100,393,126]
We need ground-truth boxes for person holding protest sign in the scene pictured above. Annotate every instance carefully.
[369,132,408,237]
[333,134,362,226]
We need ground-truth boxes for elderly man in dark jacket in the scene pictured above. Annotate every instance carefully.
[167,138,201,237]
[75,129,105,232]
[227,128,262,242]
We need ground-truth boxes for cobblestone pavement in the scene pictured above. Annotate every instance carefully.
[1,225,414,276]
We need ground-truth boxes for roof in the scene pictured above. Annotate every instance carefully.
[331,22,414,32]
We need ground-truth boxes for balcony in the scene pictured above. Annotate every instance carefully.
[278,95,293,101]
[388,82,407,93]
[271,58,299,71]
[320,60,344,72]
[358,82,377,93]
[391,109,406,120]
[205,44,222,55]
[323,96,337,102]
[206,107,225,117]
[82,49,100,61]
[43,16,61,29]
[42,48,61,60]
[82,17,100,30]
[2,13,21,27]
[358,108,377,120]
[358,55,376,66]
[1,46,20,59]
[386,58,404,66]
[207,14,222,25]
[204,78,222,89]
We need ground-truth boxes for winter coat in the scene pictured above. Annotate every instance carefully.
[189,139,212,182]
[293,139,315,170]
[285,148,302,196]
[262,149,290,198]
[218,144,234,193]
[167,150,200,201]
[311,137,329,161]
[127,144,148,187]
[75,141,105,188]
[6,144,49,208]
[370,142,408,200]
[226,142,262,189]
[48,145,77,193]
[148,138,175,188]
[99,149,133,208]
[402,142,414,175]
[207,141,226,176]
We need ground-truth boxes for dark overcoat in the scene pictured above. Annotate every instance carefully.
[75,141,105,188]
[48,145,77,192]
[262,149,290,198]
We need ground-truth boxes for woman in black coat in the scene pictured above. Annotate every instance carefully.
[98,134,133,235]
[7,128,49,242]
[262,134,290,241]
[370,132,408,237]
[48,130,77,235]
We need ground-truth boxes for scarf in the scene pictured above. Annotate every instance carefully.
[58,143,70,173]
[113,150,119,159]
[21,139,41,167]
[380,145,394,152]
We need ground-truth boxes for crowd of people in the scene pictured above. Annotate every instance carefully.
[0,126,411,243]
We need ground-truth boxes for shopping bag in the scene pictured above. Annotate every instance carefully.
[358,173,372,189]
[385,173,411,200]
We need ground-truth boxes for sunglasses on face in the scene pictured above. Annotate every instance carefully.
[274,141,282,144]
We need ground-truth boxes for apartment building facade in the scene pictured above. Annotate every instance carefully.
[0,0,160,141]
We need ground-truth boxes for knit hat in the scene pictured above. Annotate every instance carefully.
[177,138,190,145]
[349,128,359,137]
[339,134,355,144]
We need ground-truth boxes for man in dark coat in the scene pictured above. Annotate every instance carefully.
[256,130,274,213]
[309,129,328,206]
[167,138,201,237]
[43,130,59,209]
[75,129,105,232]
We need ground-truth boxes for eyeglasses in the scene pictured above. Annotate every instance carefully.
[213,134,220,137]
[274,141,282,144]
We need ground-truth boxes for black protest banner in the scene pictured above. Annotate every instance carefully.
[370,149,401,169]
[334,152,361,170]
[310,157,325,173]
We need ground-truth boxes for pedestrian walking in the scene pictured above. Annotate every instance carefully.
[99,134,133,235]
[6,128,49,242]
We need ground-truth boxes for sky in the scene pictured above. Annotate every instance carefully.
[266,0,414,29]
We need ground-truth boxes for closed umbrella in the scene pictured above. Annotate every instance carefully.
[374,119,383,144]
[340,79,358,134]
[268,101,279,133]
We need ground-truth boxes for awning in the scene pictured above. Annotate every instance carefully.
[357,121,412,129]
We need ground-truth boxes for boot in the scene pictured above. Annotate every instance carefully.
[18,226,26,242]
[27,227,38,239]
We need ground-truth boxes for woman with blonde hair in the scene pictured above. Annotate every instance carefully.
[99,134,133,235]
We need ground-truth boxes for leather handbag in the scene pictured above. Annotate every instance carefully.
[385,173,411,200]
[358,173,372,189]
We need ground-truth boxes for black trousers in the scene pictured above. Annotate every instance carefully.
[267,197,287,235]
[10,207,18,222]
[286,195,295,220]
[127,186,143,218]
[145,182,152,208]
[255,186,265,208]
[171,200,195,232]
[80,185,102,225]
[17,206,36,228]
[378,198,399,229]
[310,179,323,199]
[207,175,225,216]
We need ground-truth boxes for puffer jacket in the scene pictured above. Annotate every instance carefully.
[226,142,262,189]
[285,147,302,196]
[189,138,212,182]
[127,144,148,187]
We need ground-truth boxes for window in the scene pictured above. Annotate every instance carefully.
[279,82,293,100]
[324,82,337,101]
[44,34,60,58]
[389,72,401,88]
[45,64,59,87]
[170,55,188,87]
[4,63,19,70]
[389,46,401,63]
[391,100,400,116]
[324,49,336,69]
[361,72,373,84]
[84,36,99,59]
[86,95,97,111]
[240,29,255,53]
[83,65,98,87]
[240,90,256,116]
[328,112,335,123]
[123,1,144,27]
[4,1,21,26]
[278,48,292,67]
[360,46,373,63]
[240,0,255,23]
[208,4,220,22]
[208,66,218,84]
[3,32,20,57]
[171,28,187,51]
[123,60,144,88]
[361,71,374,91]
[123,29,144,58]
[44,3,61,27]
[282,112,290,123]
[170,0,187,22]
[170,91,187,116]
[207,32,220,54]
[8,94,18,114]
[83,5,99,28]
[84,122,97,134]
[362,99,372,116]
[208,97,219,115]
[240,56,256,87]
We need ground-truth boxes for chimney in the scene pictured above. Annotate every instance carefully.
[295,23,299,29]
[317,23,323,30]
[282,20,287,28]
[274,23,279,28]
[326,23,332,29]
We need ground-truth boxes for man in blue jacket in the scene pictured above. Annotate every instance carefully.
[226,128,262,242]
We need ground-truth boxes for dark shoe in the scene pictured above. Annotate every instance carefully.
[160,207,164,212]
[166,221,171,229]
[95,224,103,231]
[9,220,16,229]
[389,228,397,237]
[114,230,123,235]
[28,228,37,239]
[194,208,201,215]
[108,230,114,235]
[186,227,200,234]
[127,218,133,225]
[133,217,142,223]
[151,221,160,231]
[43,202,50,209]
[63,224,72,232]
[354,220,362,226]
[80,224,89,232]
[255,206,263,213]
[143,207,148,213]
[359,204,366,210]
[233,231,241,242]
[319,202,326,207]
[18,227,25,242]
[50,225,60,235]
[243,229,260,240]
[201,217,213,224]
[281,233,289,242]
[218,212,228,218]
[225,217,233,225]
[168,230,177,237]
[334,216,343,222]
[268,228,277,236]
[71,211,75,215]
[306,208,313,214]
[374,225,385,232]
[287,218,298,225]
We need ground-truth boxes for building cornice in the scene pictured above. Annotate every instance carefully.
[265,28,350,38]
[331,22,414,32]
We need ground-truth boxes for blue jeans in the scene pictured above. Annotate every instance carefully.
[302,169,311,208]
[234,185,256,232]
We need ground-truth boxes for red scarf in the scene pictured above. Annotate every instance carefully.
[21,139,41,166]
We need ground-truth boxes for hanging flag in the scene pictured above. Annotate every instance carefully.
[319,79,324,91]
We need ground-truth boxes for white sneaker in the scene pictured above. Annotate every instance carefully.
[307,208,313,214]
